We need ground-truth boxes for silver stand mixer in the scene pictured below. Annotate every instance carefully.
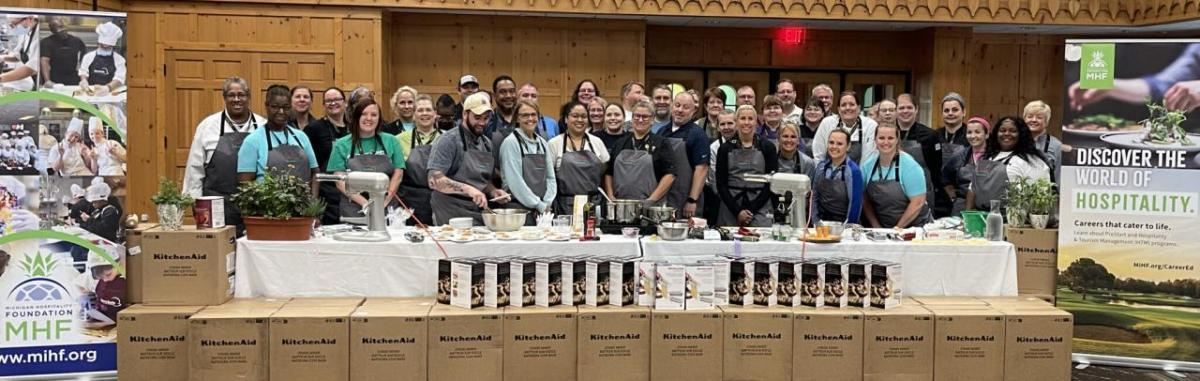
[315,172,391,242]
[740,172,811,230]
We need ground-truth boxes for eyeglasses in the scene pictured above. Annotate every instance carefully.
[518,113,539,120]
[632,114,652,121]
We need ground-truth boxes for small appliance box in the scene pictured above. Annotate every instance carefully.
[437,259,452,305]
[847,261,870,308]
[536,258,564,307]
[799,259,826,308]
[118,305,206,381]
[775,259,801,307]
[426,304,504,381]
[503,306,578,381]
[577,305,650,381]
[609,257,638,307]
[124,223,158,304]
[193,196,226,229]
[753,261,777,307]
[685,264,716,310]
[269,304,357,381]
[792,307,864,381]
[720,306,792,381]
[651,309,723,381]
[728,258,755,306]
[585,258,611,307]
[349,301,432,381]
[869,260,903,309]
[929,307,1005,381]
[141,226,236,306]
[189,298,289,381]
[655,264,687,310]
[862,304,934,381]
[824,259,849,308]
[699,258,730,306]
[1004,227,1059,296]
[450,260,485,309]
[997,307,1073,381]
[510,258,538,308]
[563,257,589,306]
[636,261,658,307]
[482,258,511,308]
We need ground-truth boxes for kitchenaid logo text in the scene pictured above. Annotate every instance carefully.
[281,338,336,346]
[200,339,256,347]
[362,337,416,344]
[875,335,925,342]
[662,333,712,340]
[946,335,995,342]
[803,334,853,341]
[440,335,492,342]
[590,333,640,341]
[153,253,207,260]
[1017,336,1064,343]
[733,333,782,340]
[514,334,566,341]
[130,335,185,343]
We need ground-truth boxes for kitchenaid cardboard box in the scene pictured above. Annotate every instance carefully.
[142,226,236,306]
[427,304,504,381]
[753,261,777,307]
[847,262,870,308]
[792,307,863,381]
[651,309,723,381]
[483,258,511,308]
[536,258,564,307]
[728,258,754,306]
[997,307,1073,381]
[269,304,357,381]
[349,301,432,381]
[720,306,792,381]
[510,257,538,307]
[776,259,801,307]
[124,223,157,304]
[912,297,987,306]
[586,258,611,307]
[118,304,205,381]
[699,259,730,306]
[929,307,1005,381]
[799,259,825,308]
[824,259,849,308]
[609,257,638,307]
[452,260,486,309]
[655,264,686,310]
[1004,227,1059,296]
[863,304,934,381]
[285,297,364,306]
[504,306,578,381]
[189,298,289,381]
[637,261,658,307]
[577,305,650,381]
[685,264,715,310]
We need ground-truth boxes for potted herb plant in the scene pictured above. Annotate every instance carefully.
[150,177,193,230]
[1027,178,1058,229]
[1003,177,1030,227]
[231,170,325,241]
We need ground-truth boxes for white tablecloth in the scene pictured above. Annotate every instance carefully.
[642,239,1018,297]
[234,233,642,298]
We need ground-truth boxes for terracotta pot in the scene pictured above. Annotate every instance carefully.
[243,216,314,241]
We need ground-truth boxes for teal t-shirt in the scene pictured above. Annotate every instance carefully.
[236,126,319,181]
[326,132,407,172]
[861,152,927,198]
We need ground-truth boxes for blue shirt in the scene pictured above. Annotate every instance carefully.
[651,120,670,135]
[860,152,927,198]
[657,122,711,168]
[811,158,864,224]
[538,116,559,139]
[499,129,557,212]
[236,125,319,181]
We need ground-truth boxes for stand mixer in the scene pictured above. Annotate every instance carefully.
[315,172,391,242]
[739,172,811,230]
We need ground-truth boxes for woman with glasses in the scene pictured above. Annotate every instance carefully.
[236,84,319,188]
[499,100,557,224]
[396,95,443,225]
[182,76,264,232]
[605,100,675,205]
[305,87,350,224]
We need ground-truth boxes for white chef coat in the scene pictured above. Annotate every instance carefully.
[181,110,264,198]
[93,139,125,176]
[78,50,127,85]
[47,142,93,176]
[811,115,878,163]
[2,23,39,91]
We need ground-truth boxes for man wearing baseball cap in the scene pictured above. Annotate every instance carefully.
[427,92,512,225]
[452,74,481,123]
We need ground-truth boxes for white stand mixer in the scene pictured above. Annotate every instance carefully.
[315,172,391,242]
[739,172,811,229]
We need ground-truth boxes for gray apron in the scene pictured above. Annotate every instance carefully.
[399,130,438,225]
[842,119,865,163]
[814,164,850,223]
[866,159,932,228]
[551,135,604,215]
[718,143,772,227]
[900,131,936,209]
[202,112,254,229]
[338,135,398,218]
[430,129,495,225]
[664,138,693,219]
[504,134,549,226]
[971,155,1013,210]
[265,127,312,183]
[612,138,657,201]
[952,153,977,215]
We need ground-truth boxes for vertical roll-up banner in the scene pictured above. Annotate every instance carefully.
[0,7,128,377]
[1060,39,1200,370]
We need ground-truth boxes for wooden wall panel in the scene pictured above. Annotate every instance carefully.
[968,34,1065,134]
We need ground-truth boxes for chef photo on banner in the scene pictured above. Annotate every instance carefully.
[47,176,124,242]
[0,175,41,236]
[0,99,39,175]
[76,21,125,94]
[46,109,125,177]
[0,13,40,92]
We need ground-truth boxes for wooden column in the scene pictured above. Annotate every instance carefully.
[914,27,973,129]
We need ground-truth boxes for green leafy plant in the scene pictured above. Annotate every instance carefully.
[1027,178,1059,216]
[150,177,194,207]
[231,170,325,220]
[1003,177,1031,212]
[1142,100,1191,146]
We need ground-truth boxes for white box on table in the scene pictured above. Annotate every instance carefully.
[655,264,686,310]
[684,264,715,310]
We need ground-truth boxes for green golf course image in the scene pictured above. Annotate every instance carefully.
[1059,288,1200,361]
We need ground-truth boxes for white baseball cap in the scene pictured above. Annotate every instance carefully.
[462,92,492,115]
[459,75,479,87]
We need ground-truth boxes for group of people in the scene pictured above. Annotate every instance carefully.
[46,114,127,177]
[1,14,127,92]
[181,74,1059,232]
[0,130,38,174]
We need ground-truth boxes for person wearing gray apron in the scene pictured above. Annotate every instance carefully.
[201,112,254,230]
[429,127,498,225]
[864,155,932,229]
[811,129,864,225]
[399,129,438,225]
[338,135,399,219]
[843,119,866,163]
[611,143,658,201]
[551,136,604,215]
[663,138,693,217]
[501,129,552,225]
[966,155,1013,211]
[900,129,937,211]
[605,103,675,206]
[716,136,778,227]
[265,127,313,183]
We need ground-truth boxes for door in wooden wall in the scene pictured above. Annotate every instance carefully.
[164,49,334,181]
[706,70,769,105]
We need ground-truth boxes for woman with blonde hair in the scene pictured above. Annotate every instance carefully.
[715,105,778,227]
[385,86,419,135]
[776,121,815,176]
[1023,100,1060,183]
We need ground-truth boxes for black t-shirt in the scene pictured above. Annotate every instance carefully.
[381,120,405,136]
[606,133,675,180]
[304,117,349,172]
[39,34,86,85]
[597,130,629,151]
[900,122,944,187]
